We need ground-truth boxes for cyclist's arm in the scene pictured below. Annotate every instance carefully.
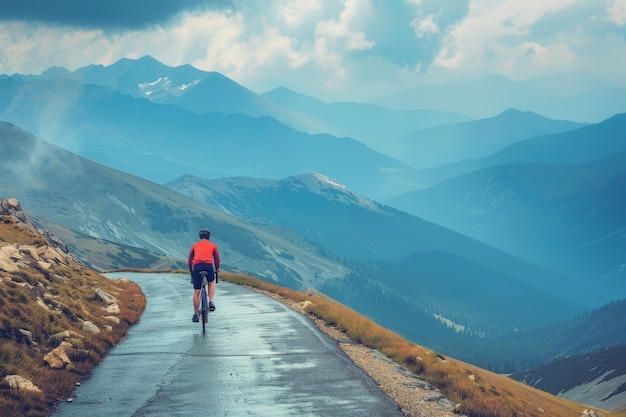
[214,246,221,271]
[187,247,195,272]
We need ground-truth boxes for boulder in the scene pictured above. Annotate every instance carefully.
[3,375,42,393]
[103,303,121,314]
[0,198,29,224]
[50,330,83,344]
[0,244,21,272]
[17,328,37,346]
[82,321,100,334]
[582,410,604,417]
[44,342,73,369]
[95,288,118,305]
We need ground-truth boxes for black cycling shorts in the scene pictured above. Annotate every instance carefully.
[191,263,216,290]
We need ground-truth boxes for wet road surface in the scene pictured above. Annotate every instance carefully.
[52,272,403,417]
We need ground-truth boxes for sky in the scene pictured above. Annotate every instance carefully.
[1,0,626,102]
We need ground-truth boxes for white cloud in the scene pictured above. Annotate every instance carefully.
[430,0,626,83]
[0,23,109,74]
[278,0,322,28]
[412,14,439,38]
[608,0,626,25]
[315,0,375,51]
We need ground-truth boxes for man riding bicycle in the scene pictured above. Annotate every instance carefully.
[188,228,221,323]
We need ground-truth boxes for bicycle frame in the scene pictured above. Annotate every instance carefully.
[199,271,210,334]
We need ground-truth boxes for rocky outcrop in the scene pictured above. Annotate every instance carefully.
[0,198,77,269]
[1,198,121,370]
[0,198,30,225]
[0,197,146,416]
[0,240,71,273]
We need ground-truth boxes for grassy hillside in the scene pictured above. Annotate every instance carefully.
[31,215,187,272]
[0,211,146,417]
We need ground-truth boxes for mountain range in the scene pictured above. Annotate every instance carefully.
[374,108,587,171]
[5,56,606,202]
[0,72,420,201]
[260,86,470,147]
[2,55,625,410]
[371,72,626,123]
[387,114,626,302]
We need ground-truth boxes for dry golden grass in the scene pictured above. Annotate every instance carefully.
[217,271,626,417]
[0,219,146,417]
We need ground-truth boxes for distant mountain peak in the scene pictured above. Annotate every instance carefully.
[298,171,349,191]
[496,108,556,122]
[40,66,72,79]
[136,55,161,64]
[286,172,379,210]
[498,108,532,116]
[262,86,326,107]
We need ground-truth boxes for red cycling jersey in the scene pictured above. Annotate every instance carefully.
[188,239,220,271]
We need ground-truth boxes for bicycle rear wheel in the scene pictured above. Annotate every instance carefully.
[200,284,209,334]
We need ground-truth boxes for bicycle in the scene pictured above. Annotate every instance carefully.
[198,271,210,334]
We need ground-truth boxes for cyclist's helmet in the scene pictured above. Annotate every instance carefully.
[198,228,211,239]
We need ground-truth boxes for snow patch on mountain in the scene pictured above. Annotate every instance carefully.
[106,193,135,214]
[139,77,172,95]
[560,371,626,412]
[292,172,379,211]
[433,314,466,333]
[138,76,201,97]
[511,345,626,411]
[309,172,348,192]
[180,80,200,90]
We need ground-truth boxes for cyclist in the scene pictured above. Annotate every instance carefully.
[188,228,220,323]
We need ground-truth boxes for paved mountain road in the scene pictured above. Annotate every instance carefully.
[52,272,404,417]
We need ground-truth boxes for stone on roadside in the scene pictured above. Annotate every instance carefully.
[44,342,73,369]
[82,321,100,334]
[3,375,42,393]
[95,288,118,305]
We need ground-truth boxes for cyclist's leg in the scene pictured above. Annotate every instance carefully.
[207,280,215,311]
[193,289,200,313]
[208,280,215,301]
[191,267,204,320]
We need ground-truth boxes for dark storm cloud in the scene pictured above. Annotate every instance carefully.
[0,0,235,30]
